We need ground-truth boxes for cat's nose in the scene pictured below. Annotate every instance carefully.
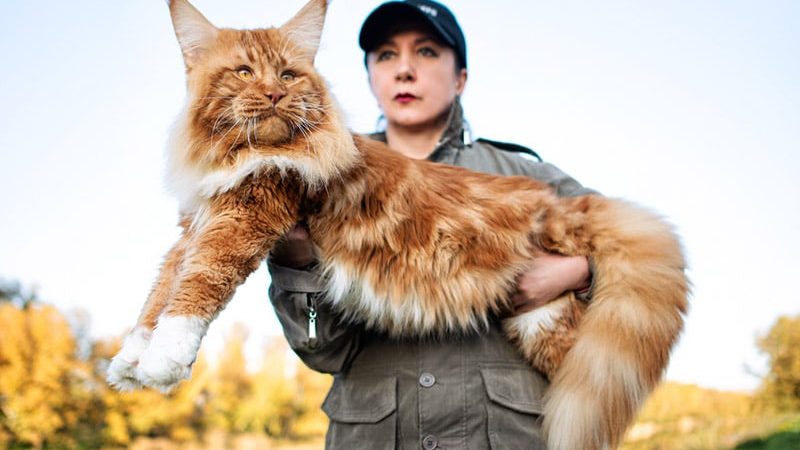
[265,91,286,105]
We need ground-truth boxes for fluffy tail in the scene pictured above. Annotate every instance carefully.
[543,196,689,450]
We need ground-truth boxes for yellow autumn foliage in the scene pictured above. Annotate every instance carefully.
[3,289,796,450]
[0,303,80,448]
[758,314,800,412]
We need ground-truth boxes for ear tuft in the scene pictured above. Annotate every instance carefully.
[279,0,328,60]
[167,0,219,67]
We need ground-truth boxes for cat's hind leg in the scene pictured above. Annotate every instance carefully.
[107,216,191,391]
[502,293,585,380]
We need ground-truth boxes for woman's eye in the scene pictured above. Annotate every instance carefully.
[418,47,438,57]
[236,67,254,80]
[376,50,395,62]
[280,71,296,82]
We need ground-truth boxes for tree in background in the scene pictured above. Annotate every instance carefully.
[0,280,333,448]
[206,323,252,433]
[236,337,298,437]
[758,314,800,412]
[291,361,332,438]
[0,302,88,448]
[91,336,213,446]
[0,279,37,309]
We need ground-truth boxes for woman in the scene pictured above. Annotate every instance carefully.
[269,1,595,447]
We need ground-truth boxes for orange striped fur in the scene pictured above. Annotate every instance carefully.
[107,1,689,449]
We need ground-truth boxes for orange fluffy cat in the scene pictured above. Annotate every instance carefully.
[107,1,689,449]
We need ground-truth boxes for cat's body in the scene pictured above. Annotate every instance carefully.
[107,1,689,449]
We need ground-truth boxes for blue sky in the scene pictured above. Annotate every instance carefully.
[1,0,798,392]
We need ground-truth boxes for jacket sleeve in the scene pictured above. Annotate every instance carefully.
[267,261,364,374]
[523,161,598,198]
[465,140,597,198]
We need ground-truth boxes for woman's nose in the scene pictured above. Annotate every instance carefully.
[395,55,415,82]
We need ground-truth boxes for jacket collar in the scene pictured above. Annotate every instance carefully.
[368,99,466,164]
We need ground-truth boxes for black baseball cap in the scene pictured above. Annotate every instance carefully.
[359,0,467,70]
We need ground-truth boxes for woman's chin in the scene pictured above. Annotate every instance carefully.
[386,107,451,131]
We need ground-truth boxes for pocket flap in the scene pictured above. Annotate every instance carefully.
[322,374,397,423]
[480,365,546,415]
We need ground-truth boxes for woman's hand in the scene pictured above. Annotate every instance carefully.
[270,222,316,269]
[511,252,591,315]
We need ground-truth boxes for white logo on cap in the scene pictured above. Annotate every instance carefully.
[419,5,438,17]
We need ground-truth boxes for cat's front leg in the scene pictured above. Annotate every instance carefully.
[136,181,301,391]
[107,217,192,391]
[136,315,208,392]
[107,326,153,390]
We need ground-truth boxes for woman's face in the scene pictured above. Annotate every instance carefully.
[367,28,467,131]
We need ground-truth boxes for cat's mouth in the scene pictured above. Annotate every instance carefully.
[232,98,284,121]
[238,107,278,120]
[206,107,292,146]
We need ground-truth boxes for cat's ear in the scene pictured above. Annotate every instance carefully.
[167,0,219,67]
[279,0,328,61]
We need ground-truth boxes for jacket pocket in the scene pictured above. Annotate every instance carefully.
[480,365,548,450]
[322,373,397,449]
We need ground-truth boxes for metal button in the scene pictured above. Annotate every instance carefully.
[419,372,436,388]
[422,434,438,450]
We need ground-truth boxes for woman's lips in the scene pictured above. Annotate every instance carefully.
[394,93,418,104]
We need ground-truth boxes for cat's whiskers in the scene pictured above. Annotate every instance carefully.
[246,118,257,150]
[300,106,329,117]
[210,105,237,141]
[296,94,327,110]
[287,113,314,156]
[298,117,324,136]
[286,102,325,133]
[190,96,236,116]
[287,114,312,138]
[251,117,260,146]
[211,117,243,162]
[224,118,247,162]
[193,95,235,104]
[209,106,239,152]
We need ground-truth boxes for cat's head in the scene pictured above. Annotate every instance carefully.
[167,0,349,172]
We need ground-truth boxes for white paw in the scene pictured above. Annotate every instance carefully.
[136,315,207,393]
[106,327,152,391]
[503,296,570,339]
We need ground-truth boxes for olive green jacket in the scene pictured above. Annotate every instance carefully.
[268,103,594,449]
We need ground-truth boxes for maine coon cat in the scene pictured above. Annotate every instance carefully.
[106,1,689,449]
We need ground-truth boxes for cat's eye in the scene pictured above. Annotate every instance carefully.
[280,71,297,82]
[235,67,255,81]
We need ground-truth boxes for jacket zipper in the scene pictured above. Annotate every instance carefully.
[307,294,318,348]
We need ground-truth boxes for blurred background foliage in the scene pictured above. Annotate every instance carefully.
[1,278,798,450]
[0,279,331,450]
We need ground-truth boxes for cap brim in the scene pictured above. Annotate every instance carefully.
[359,2,456,52]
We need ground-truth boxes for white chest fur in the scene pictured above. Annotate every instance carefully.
[166,149,323,214]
